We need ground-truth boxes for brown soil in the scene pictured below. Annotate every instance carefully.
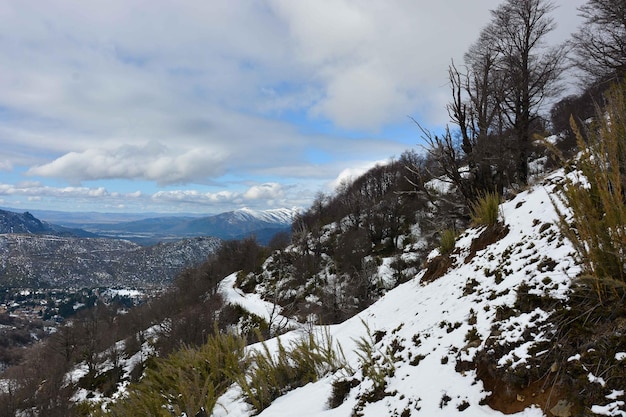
[476,360,575,416]
[421,254,454,283]
[465,223,510,264]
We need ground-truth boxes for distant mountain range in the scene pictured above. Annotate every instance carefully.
[0,207,298,287]
[0,233,221,288]
[49,207,299,245]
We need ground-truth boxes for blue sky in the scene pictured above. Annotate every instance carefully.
[0,0,584,214]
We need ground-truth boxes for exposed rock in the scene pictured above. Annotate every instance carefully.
[550,400,573,417]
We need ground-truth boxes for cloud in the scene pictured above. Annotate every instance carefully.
[0,182,126,199]
[152,189,238,205]
[26,142,228,185]
[328,159,389,191]
[269,0,507,129]
[0,160,13,171]
[243,183,284,200]
[153,182,286,206]
[0,0,587,213]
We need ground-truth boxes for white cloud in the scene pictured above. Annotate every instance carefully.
[0,160,13,171]
[152,183,286,207]
[26,142,228,185]
[152,190,238,205]
[328,159,389,191]
[0,182,127,200]
[243,183,284,200]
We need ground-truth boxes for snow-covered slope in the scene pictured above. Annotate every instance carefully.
[231,207,301,224]
[215,172,609,417]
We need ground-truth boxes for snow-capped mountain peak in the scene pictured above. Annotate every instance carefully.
[231,207,301,224]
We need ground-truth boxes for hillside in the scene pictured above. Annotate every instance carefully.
[0,207,296,287]
[207,171,585,416]
[48,167,624,417]
[0,234,221,287]
[0,209,95,238]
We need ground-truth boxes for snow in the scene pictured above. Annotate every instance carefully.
[66,324,161,405]
[210,171,586,417]
[593,389,626,417]
[233,207,300,224]
[219,273,294,333]
[588,373,607,387]
[103,288,143,298]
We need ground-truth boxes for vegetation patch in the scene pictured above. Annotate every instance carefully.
[470,192,502,226]
[553,81,626,300]
[100,330,247,417]
[439,228,458,255]
[238,328,348,413]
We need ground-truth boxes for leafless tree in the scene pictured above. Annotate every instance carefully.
[572,0,626,83]
[438,0,564,198]
[485,0,566,184]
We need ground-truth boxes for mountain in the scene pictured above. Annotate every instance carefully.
[5,158,626,415]
[74,207,299,245]
[0,209,95,237]
[0,207,222,287]
[0,234,221,288]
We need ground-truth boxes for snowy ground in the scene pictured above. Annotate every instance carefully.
[214,172,590,417]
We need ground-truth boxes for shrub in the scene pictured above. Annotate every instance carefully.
[100,330,247,417]
[470,191,501,226]
[351,321,396,414]
[439,228,458,255]
[555,80,626,299]
[237,327,347,413]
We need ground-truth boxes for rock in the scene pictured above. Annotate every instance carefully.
[550,400,573,417]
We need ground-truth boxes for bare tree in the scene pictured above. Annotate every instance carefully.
[485,0,566,184]
[572,0,626,83]
[448,43,509,196]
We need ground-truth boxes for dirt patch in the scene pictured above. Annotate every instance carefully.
[471,284,626,416]
[421,254,454,284]
[465,223,510,264]
[476,360,575,416]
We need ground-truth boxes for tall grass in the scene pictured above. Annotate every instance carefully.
[237,327,348,413]
[555,81,626,299]
[439,228,458,255]
[470,191,501,226]
[100,330,247,417]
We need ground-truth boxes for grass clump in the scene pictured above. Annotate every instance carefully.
[555,80,626,300]
[238,327,348,413]
[351,320,396,414]
[99,330,247,417]
[470,191,501,226]
[439,228,458,255]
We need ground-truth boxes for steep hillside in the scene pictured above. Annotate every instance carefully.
[208,171,597,417]
[54,168,625,417]
[0,234,221,287]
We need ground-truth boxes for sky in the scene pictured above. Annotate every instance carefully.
[0,0,585,215]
